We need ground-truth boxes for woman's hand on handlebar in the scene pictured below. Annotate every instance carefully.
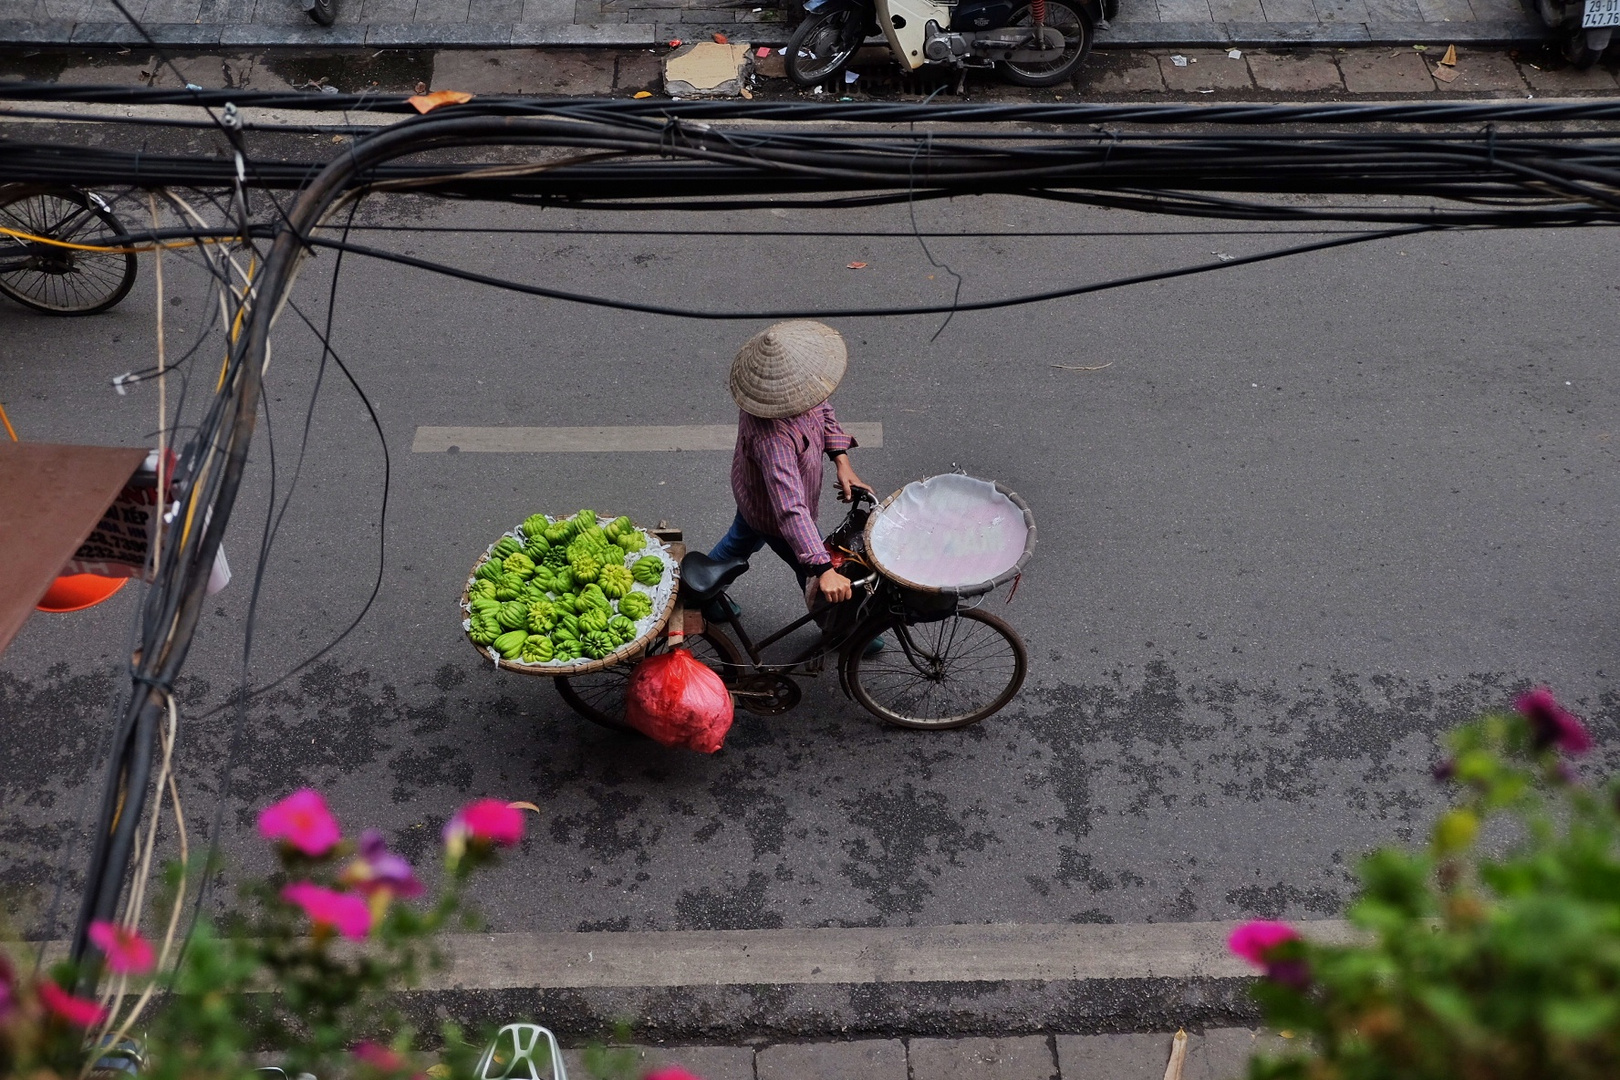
[818,567,854,604]
[834,456,872,503]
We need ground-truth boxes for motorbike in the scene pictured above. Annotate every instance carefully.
[784,0,1109,88]
[1532,0,1616,67]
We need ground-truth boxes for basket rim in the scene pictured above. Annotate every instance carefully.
[860,476,1036,599]
[458,522,680,678]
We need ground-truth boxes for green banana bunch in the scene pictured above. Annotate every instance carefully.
[544,520,574,546]
[616,591,653,622]
[521,634,554,664]
[608,614,637,644]
[527,599,557,633]
[581,630,615,660]
[571,552,601,585]
[494,575,523,602]
[522,513,549,539]
[475,559,504,583]
[619,529,647,553]
[552,567,576,594]
[469,597,499,616]
[557,612,581,639]
[523,538,550,563]
[469,616,501,646]
[579,584,611,611]
[493,536,522,559]
[496,601,528,630]
[574,509,598,530]
[494,629,527,659]
[604,515,634,541]
[469,579,497,602]
[504,551,536,578]
[542,545,570,571]
[579,607,610,635]
[552,640,580,663]
[631,556,664,587]
[597,564,634,599]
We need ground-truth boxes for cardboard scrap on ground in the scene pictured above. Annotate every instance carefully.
[1440,43,1458,65]
[664,40,752,98]
[408,89,473,113]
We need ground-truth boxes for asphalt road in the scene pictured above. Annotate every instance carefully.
[4,185,1619,957]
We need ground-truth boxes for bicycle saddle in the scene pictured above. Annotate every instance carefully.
[679,552,750,602]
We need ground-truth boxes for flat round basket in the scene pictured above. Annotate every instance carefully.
[458,521,680,678]
[861,475,1035,599]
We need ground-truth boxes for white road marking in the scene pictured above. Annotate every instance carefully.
[412,423,884,453]
[8,920,1352,990]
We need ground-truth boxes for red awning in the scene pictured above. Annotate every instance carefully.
[0,442,149,657]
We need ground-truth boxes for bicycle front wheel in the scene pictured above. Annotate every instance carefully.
[555,630,744,734]
[845,608,1027,730]
[0,189,137,315]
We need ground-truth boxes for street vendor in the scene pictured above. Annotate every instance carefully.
[709,320,870,606]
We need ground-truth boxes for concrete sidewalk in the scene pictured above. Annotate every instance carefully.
[559,1030,1283,1080]
[0,0,1551,53]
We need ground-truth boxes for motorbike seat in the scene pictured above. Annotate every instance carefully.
[680,552,750,603]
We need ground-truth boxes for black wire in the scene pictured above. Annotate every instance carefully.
[298,222,1435,320]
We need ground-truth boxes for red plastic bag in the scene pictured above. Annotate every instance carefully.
[625,648,734,753]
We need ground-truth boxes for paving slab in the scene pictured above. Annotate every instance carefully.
[1055,1033,1172,1080]
[561,1045,756,1080]
[757,1039,908,1080]
[1080,51,1168,92]
[1339,46,1435,89]
[1428,45,1526,91]
[1247,47,1344,89]
[1519,58,1620,91]
[1159,47,1256,89]
[1185,1028,1262,1080]
[909,1036,1058,1080]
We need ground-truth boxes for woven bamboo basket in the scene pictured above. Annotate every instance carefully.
[458,525,681,678]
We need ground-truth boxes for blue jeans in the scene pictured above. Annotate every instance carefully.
[709,511,814,590]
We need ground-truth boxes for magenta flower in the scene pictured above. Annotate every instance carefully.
[88,920,155,975]
[443,799,526,863]
[281,881,372,940]
[1228,920,1301,967]
[258,789,342,857]
[341,830,425,898]
[353,1042,407,1071]
[38,980,108,1027]
[1515,688,1594,756]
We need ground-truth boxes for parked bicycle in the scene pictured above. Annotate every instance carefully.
[0,185,138,315]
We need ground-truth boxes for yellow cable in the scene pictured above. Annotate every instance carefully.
[0,401,16,441]
[0,223,227,255]
[216,255,257,392]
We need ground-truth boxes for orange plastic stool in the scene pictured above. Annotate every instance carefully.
[36,573,129,613]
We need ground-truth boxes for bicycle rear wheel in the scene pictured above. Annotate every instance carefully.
[844,608,1027,729]
[0,189,137,315]
[555,629,744,733]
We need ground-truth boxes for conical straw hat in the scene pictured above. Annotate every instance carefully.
[730,321,848,419]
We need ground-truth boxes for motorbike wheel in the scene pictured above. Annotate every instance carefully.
[998,0,1093,87]
[786,8,863,87]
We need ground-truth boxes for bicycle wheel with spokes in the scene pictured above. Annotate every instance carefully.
[0,189,137,315]
[845,607,1027,729]
[555,630,744,734]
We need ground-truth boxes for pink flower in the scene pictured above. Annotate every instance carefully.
[1228,920,1300,967]
[258,789,342,857]
[354,1042,407,1071]
[1515,688,1594,756]
[341,830,424,898]
[38,980,108,1027]
[281,882,372,940]
[443,799,525,863]
[88,920,155,975]
[645,1070,705,1080]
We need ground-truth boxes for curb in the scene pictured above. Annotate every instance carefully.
[0,16,1551,50]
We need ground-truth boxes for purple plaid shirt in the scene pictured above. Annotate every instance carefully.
[731,403,856,569]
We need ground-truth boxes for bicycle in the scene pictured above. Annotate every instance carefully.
[0,185,138,316]
[556,487,1032,732]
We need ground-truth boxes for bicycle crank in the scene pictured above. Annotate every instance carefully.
[731,673,802,716]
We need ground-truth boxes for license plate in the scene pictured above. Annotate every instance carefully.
[1583,0,1620,27]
